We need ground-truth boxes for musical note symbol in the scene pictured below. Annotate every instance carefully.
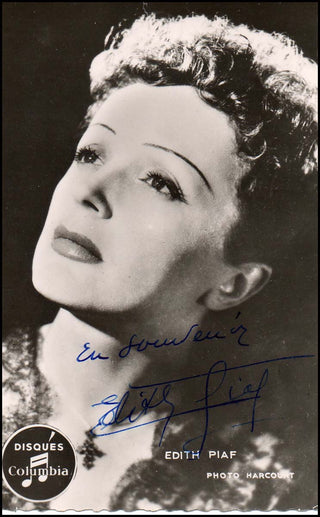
[21,452,49,488]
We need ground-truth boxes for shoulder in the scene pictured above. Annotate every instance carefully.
[3,326,38,374]
[2,326,54,512]
[3,326,53,444]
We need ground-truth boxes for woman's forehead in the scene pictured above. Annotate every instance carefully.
[89,83,241,188]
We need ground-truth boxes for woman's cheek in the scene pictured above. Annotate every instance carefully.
[129,205,190,256]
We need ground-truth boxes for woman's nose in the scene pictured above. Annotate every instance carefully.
[68,153,131,218]
[81,189,113,219]
[73,173,113,219]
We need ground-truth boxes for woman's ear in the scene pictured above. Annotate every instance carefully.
[202,262,272,311]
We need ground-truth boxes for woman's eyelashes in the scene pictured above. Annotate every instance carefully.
[74,145,103,165]
[73,146,187,203]
[140,171,187,203]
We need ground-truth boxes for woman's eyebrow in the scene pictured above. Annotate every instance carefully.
[92,122,116,135]
[143,142,213,193]
[91,124,212,193]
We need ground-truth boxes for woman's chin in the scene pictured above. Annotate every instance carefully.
[32,259,90,309]
[32,241,180,316]
[32,265,138,315]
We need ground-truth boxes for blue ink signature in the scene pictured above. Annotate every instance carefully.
[76,342,109,362]
[89,354,314,454]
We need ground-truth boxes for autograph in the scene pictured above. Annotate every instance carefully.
[76,311,249,362]
[89,354,314,454]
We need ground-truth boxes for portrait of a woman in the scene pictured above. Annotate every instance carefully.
[3,2,317,513]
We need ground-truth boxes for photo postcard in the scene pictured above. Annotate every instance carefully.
[2,2,318,514]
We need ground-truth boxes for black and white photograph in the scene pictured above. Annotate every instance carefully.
[2,2,318,513]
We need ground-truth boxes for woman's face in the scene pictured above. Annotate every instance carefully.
[33,83,242,318]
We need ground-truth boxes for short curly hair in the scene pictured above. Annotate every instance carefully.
[87,14,317,268]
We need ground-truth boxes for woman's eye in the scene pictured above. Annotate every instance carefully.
[74,146,103,165]
[141,171,187,203]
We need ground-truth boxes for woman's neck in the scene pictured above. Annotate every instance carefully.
[38,309,149,429]
[37,307,202,435]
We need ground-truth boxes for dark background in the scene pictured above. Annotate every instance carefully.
[2,2,318,334]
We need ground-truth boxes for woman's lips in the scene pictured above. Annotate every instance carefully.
[51,225,103,264]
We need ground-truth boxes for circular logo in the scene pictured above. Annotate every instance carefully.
[2,424,77,502]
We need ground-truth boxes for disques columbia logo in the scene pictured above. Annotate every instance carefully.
[2,424,77,502]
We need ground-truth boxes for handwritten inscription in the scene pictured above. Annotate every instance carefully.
[76,342,109,362]
[77,312,249,363]
[119,311,249,358]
